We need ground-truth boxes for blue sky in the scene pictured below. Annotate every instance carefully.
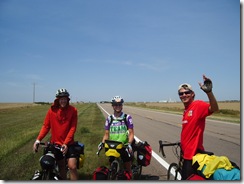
[0,0,240,103]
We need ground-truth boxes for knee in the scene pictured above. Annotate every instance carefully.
[68,163,77,171]
[67,157,78,170]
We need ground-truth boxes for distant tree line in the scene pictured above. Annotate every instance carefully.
[34,102,51,105]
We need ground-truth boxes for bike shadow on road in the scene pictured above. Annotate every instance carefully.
[139,174,160,180]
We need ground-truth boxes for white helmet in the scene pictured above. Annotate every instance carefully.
[111,96,124,104]
[55,88,70,97]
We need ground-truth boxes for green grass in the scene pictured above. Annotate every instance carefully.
[0,103,108,180]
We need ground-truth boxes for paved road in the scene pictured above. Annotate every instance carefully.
[97,103,241,180]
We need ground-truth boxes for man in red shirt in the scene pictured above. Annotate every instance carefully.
[33,88,78,180]
[178,75,219,180]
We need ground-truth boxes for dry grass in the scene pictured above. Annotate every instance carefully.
[0,103,38,109]
[126,101,240,123]
[217,102,240,111]
[130,102,240,112]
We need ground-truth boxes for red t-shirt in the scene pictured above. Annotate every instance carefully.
[37,105,77,146]
[181,100,211,160]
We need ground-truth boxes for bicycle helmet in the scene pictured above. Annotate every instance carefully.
[55,88,70,98]
[111,96,124,104]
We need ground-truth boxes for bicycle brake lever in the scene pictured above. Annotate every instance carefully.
[60,146,65,152]
[159,140,166,158]
[159,140,162,152]
[96,147,102,156]
[126,148,131,158]
[35,143,39,153]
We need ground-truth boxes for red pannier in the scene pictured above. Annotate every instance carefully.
[187,174,206,180]
[92,166,109,180]
[134,141,152,167]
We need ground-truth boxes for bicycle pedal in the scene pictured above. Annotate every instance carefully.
[32,170,42,180]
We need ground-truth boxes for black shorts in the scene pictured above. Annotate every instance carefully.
[54,144,78,160]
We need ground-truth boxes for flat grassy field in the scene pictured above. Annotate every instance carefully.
[126,101,240,111]
[0,103,108,180]
[153,102,238,111]
[126,101,240,123]
[0,103,38,109]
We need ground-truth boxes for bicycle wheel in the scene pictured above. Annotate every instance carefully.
[167,163,181,180]
[41,170,49,180]
[132,163,142,180]
[132,157,142,180]
[110,160,119,180]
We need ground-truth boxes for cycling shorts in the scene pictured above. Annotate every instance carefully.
[55,143,78,160]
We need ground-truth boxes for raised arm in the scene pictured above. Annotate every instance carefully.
[198,74,219,113]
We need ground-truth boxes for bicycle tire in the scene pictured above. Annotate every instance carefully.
[167,163,181,180]
[110,161,119,180]
[41,170,49,180]
[132,163,142,180]
[132,152,142,180]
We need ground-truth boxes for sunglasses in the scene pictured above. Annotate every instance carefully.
[178,91,192,96]
[113,103,122,107]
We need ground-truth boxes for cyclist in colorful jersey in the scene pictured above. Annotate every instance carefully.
[178,75,219,180]
[33,88,79,180]
[98,96,135,179]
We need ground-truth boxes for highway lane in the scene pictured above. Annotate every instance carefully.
[97,103,241,180]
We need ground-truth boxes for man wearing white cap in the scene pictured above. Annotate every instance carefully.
[178,75,219,180]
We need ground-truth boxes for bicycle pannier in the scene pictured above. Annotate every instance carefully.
[187,174,206,180]
[135,141,152,167]
[74,141,85,169]
[92,166,109,180]
[77,154,85,169]
[192,153,240,180]
[74,141,85,155]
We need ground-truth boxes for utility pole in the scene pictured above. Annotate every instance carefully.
[33,82,35,103]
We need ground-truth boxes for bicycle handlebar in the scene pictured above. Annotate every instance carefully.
[96,144,132,158]
[35,142,46,152]
[96,146,103,156]
[36,142,64,153]
[159,140,180,158]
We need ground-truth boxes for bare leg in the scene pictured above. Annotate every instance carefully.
[67,157,78,180]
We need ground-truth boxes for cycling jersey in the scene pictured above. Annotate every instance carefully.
[181,100,212,160]
[105,113,133,144]
[37,103,77,146]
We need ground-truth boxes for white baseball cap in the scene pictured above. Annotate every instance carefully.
[178,83,193,91]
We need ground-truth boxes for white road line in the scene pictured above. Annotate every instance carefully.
[97,103,174,176]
